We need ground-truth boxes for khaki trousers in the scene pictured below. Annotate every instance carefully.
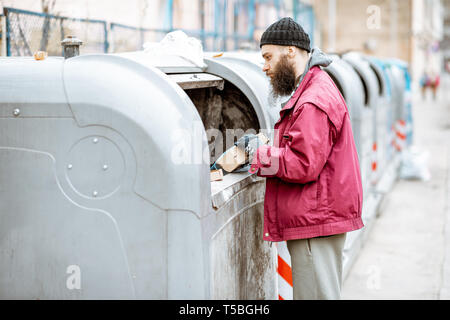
[286,233,347,300]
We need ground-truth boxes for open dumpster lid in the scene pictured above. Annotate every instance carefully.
[114,51,206,73]
[203,51,275,132]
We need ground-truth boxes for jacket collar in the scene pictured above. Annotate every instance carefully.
[278,47,332,114]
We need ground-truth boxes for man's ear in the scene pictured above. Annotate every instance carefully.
[287,46,296,58]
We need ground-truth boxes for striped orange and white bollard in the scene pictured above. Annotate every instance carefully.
[371,141,378,185]
[276,241,293,300]
[393,119,406,152]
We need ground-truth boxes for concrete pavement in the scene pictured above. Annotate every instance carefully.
[341,74,450,299]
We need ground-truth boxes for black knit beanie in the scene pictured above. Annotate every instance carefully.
[259,17,311,53]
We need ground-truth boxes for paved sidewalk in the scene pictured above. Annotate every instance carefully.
[341,74,450,299]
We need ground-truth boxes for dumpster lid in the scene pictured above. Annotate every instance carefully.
[204,51,265,67]
[342,52,380,109]
[203,52,274,131]
[114,51,206,73]
[167,73,224,90]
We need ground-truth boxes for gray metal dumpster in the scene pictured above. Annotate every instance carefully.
[372,61,407,196]
[201,51,279,299]
[388,59,413,147]
[342,52,380,191]
[363,57,399,196]
[386,63,407,127]
[341,53,386,235]
[362,56,390,187]
[0,52,277,299]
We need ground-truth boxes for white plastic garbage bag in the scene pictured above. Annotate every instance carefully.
[143,30,207,68]
[399,146,431,181]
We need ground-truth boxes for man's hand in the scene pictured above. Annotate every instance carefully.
[235,133,269,164]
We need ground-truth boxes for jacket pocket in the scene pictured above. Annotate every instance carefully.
[280,134,292,148]
[315,174,322,210]
[301,181,319,212]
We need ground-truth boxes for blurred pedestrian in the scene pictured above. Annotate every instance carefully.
[420,68,440,100]
[248,17,364,300]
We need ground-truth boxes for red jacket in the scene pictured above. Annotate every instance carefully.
[250,66,364,241]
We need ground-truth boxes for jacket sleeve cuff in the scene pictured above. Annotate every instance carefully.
[248,145,282,177]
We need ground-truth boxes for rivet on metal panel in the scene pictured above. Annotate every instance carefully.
[92,190,98,197]
[92,138,99,144]
[67,164,73,170]
[102,165,108,171]
[13,108,20,117]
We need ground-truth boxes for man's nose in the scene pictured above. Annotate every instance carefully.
[262,64,269,72]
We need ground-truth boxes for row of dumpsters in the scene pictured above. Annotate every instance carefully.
[0,47,412,299]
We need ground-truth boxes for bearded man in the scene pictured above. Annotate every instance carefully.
[248,17,364,300]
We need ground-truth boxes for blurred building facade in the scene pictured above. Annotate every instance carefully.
[443,0,450,71]
[311,0,444,88]
[410,0,444,87]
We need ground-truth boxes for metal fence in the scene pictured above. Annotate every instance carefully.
[3,7,108,56]
[109,23,256,53]
[109,23,172,53]
[1,7,252,56]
